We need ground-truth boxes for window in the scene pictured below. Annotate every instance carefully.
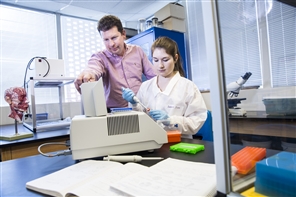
[0,5,106,107]
[218,0,262,87]
[60,16,105,102]
[185,0,296,90]
[267,1,296,87]
[0,5,58,106]
[185,1,210,91]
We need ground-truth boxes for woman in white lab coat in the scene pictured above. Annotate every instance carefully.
[122,36,207,139]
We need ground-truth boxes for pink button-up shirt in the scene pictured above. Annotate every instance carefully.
[84,44,156,108]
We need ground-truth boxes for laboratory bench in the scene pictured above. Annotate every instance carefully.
[0,124,70,161]
[0,138,280,196]
[229,111,296,139]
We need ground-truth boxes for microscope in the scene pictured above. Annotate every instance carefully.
[226,72,252,116]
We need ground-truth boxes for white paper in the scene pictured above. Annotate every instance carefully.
[111,158,217,196]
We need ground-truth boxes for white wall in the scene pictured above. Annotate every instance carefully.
[0,102,82,125]
[201,86,296,112]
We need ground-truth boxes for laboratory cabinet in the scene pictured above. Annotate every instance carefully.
[126,27,188,78]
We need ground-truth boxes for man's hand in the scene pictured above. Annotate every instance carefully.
[74,71,97,94]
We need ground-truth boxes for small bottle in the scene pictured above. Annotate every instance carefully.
[166,123,179,131]
[157,120,178,131]
[151,17,158,27]
[138,18,145,33]
[146,20,152,30]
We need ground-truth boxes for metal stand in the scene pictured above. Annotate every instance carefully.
[0,120,33,141]
[22,77,75,132]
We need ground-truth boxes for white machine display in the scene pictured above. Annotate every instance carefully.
[70,79,168,160]
[34,58,65,78]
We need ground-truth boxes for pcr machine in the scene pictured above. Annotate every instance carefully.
[70,79,168,160]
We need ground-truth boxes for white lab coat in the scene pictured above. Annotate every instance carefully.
[132,72,207,139]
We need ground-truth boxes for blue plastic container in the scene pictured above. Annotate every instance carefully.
[255,151,296,196]
[262,96,296,115]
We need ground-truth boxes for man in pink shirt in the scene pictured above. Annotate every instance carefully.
[74,15,156,110]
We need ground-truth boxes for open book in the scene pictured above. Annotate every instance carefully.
[26,160,147,197]
[26,158,217,197]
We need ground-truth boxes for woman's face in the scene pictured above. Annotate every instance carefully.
[152,48,178,78]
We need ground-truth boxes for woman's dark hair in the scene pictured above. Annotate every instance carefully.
[151,36,185,77]
[97,15,124,34]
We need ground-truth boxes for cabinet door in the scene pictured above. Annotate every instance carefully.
[126,27,188,78]
[154,28,187,78]
[126,30,154,81]
[126,31,154,62]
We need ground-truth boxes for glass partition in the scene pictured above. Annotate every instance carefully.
[201,0,295,196]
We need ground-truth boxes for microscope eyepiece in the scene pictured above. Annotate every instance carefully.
[242,72,252,80]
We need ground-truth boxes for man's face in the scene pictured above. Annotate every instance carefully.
[100,26,126,56]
